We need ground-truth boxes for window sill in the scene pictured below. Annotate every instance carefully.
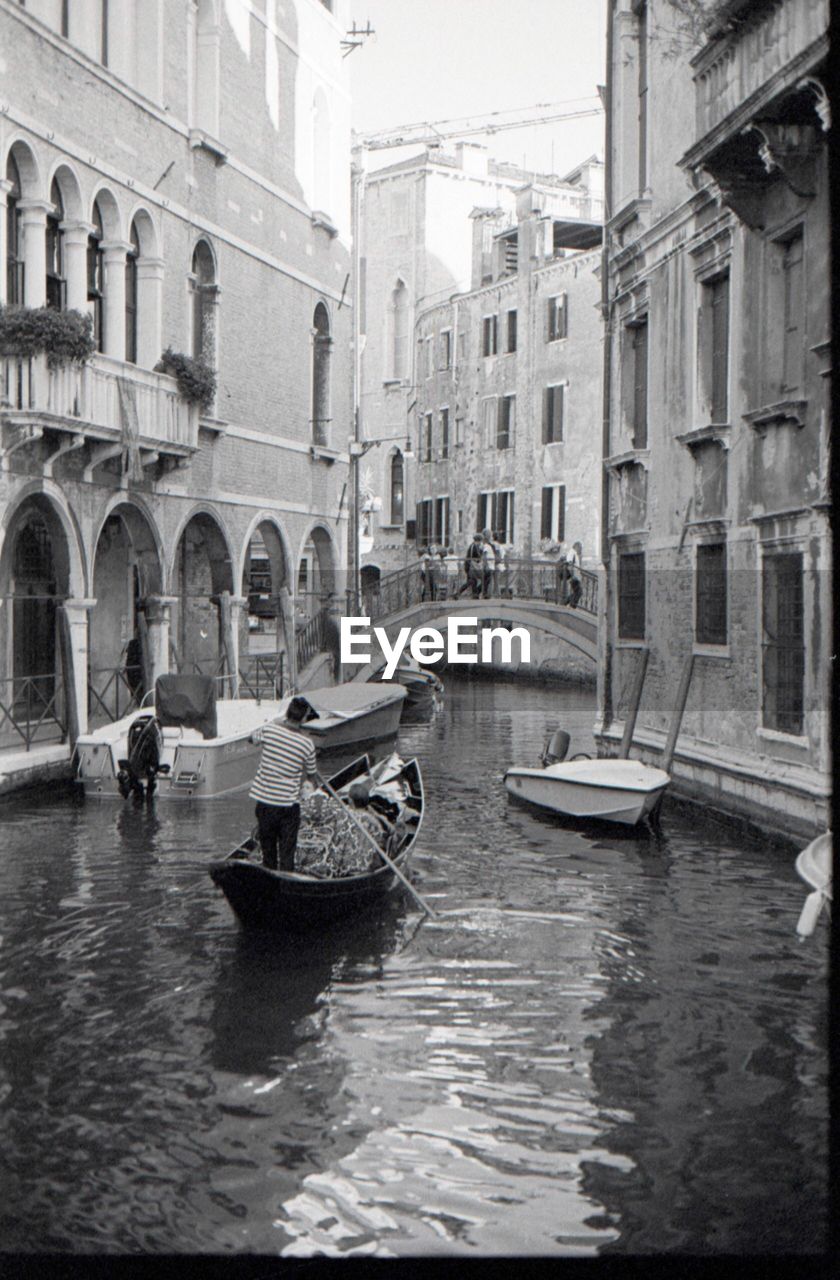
[604,448,649,472]
[743,400,807,434]
[189,129,229,165]
[757,727,810,750]
[310,445,342,464]
[693,643,731,659]
[382,379,407,389]
[199,414,228,437]
[676,423,732,450]
[616,637,646,649]
[310,210,338,237]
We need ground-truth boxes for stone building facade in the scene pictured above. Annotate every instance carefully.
[411,171,603,567]
[597,0,830,838]
[356,144,604,578]
[0,0,352,734]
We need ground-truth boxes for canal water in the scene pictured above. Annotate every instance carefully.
[0,679,829,1257]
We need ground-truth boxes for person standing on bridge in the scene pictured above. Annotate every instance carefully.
[566,541,583,608]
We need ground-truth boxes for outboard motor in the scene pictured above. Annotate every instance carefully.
[117,714,163,799]
[541,728,570,767]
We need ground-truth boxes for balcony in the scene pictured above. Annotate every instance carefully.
[1,353,200,472]
[682,0,828,218]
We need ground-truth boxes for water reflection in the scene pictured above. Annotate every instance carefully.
[0,678,829,1257]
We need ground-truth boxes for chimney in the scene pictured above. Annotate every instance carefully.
[455,142,489,177]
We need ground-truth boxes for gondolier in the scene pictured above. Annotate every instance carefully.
[250,696,318,870]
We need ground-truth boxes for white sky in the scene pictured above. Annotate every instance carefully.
[349,0,607,177]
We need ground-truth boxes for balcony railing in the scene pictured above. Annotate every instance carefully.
[1,353,199,456]
[693,0,828,142]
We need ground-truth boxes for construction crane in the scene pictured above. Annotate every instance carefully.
[355,96,604,153]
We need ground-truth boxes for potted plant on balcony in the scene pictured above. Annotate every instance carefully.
[0,305,95,368]
[155,347,217,412]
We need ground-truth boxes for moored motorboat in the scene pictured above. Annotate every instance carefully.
[76,676,406,800]
[209,753,424,930]
[367,654,443,719]
[795,831,832,939]
[505,757,670,826]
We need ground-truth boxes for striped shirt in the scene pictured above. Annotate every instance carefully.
[250,720,317,806]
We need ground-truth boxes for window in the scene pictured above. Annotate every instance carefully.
[455,417,464,448]
[100,0,109,66]
[390,280,408,380]
[440,329,451,370]
[506,308,517,353]
[46,178,65,311]
[478,490,514,543]
[618,551,645,640]
[762,552,804,735]
[695,543,727,645]
[312,302,331,445]
[6,154,23,304]
[416,498,433,545]
[782,232,804,394]
[631,319,648,448]
[481,396,497,449]
[482,314,498,357]
[703,273,730,424]
[547,293,568,341]
[434,496,450,546]
[61,0,69,38]
[422,413,433,462]
[416,336,425,382]
[540,484,566,543]
[543,384,564,443]
[87,201,105,353]
[124,219,140,364]
[390,451,404,526]
[192,239,216,363]
[425,334,433,377]
[497,395,515,450]
[440,407,449,459]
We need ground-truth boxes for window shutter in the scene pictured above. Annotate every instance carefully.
[553,385,564,441]
[557,485,566,542]
[542,388,551,443]
[560,293,568,339]
[541,488,552,540]
[710,276,729,424]
[508,491,514,543]
[633,322,648,448]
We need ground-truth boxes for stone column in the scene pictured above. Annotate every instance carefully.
[0,178,11,306]
[61,598,96,738]
[60,220,94,313]
[101,240,131,361]
[326,592,344,683]
[278,586,297,694]
[19,199,51,308]
[218,591,249,698]
[136,256,164,368]
[143,596,177,689]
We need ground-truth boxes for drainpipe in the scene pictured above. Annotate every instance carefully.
[599,2,615,734]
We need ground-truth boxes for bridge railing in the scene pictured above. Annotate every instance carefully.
[362,557,598,621]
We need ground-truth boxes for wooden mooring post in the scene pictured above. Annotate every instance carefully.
[619,646,649,759]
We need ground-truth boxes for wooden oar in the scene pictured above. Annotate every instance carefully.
[314,771,436,919]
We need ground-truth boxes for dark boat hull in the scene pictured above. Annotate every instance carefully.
[208,855,409,931]
[209,755,424,932]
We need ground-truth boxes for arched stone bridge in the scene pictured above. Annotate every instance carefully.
[356,559,599,665]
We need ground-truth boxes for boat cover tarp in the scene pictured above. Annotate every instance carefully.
[155,675,218,739]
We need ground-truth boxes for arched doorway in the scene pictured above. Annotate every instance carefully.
[1,497,73,736]
[171,512,234,676]
[241,519,291,694]
[89,505,163,720]
[297,525,336,622]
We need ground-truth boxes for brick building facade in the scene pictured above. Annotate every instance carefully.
[0,0,352,731]
[411,171,604,571]
[597,0,830,838]
[356,144,604,577]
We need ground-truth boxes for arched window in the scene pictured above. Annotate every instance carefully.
[312,302,331,446]
[391,280,408,380]
[46,178,65,311]
[6,153,23,305]
[125,219,140,364]
[390,451,404,526]
[87,200,105,352]
[191,239,216,363]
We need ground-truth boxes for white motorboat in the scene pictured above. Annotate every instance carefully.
[504,757,670,826]
[795,831,832,939]
[75,675,406,801]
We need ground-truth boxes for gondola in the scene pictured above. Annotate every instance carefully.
[208,753,424,931]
